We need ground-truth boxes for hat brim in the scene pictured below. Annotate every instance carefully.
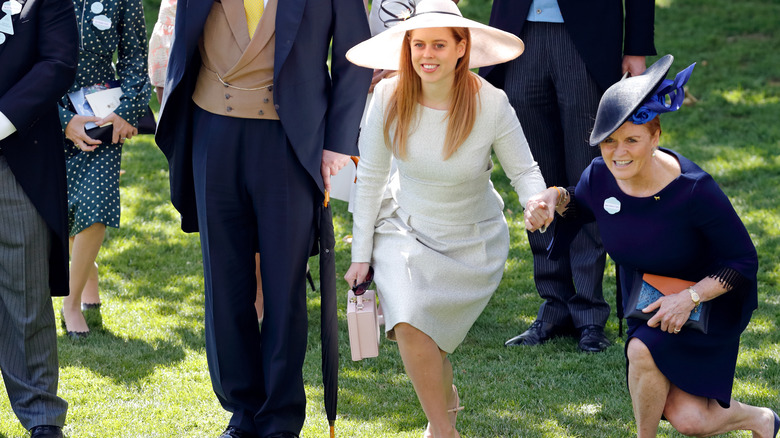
[588,54,675,146]
[346,15,524,70]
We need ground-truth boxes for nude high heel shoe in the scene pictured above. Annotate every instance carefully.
[422,385,464,438]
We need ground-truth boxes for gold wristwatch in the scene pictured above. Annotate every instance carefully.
[687,287,701,308]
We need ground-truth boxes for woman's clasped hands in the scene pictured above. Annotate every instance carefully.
[100,112,138,145]
[524,188,559,232]
[65,112,137,151]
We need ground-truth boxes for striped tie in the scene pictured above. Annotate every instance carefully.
[245,0,264,38]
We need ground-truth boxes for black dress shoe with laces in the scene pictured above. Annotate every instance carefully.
[505,320,576,346]
[578,325,611,353]
[219,426,259,438]
[29,425,63,438]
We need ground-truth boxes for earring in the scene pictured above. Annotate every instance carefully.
[652,149,657,157]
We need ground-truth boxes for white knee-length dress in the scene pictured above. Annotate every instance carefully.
[351,75,545,353]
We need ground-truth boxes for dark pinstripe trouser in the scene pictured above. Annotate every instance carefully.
[504,22,610,328]
[0,156,67,429]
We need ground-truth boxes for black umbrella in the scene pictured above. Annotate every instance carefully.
[318,191,339,437]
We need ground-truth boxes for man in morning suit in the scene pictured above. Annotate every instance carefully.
[0,0,78,436]
[481,0,656,352]
[155,0,371,437]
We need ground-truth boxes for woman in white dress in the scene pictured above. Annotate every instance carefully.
[344,1,546,436]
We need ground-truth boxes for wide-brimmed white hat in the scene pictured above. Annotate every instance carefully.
[346,0,524,70]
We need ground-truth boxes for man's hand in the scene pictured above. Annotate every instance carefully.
[369,69,393,93]
[622,55,647,77]
[321,150,351,192]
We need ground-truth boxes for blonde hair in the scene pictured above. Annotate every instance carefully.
[383,27,480,160]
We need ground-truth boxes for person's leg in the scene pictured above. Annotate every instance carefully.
[626,338,669,437]
[664,387,777,437]
[628,337,778,438]
[81,261,100,305]
[194,111,314,436]
[395,323,460,438]
[250,126,315,437]
[192,109,265,436]
[0,158,68,429]
[503,22,576,330]
[62,222,106,333]
[550,24,609,332]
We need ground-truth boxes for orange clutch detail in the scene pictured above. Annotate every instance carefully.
[642,273,696,295]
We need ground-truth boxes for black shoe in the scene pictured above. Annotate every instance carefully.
[80,302,101,311]
[60,309,89,339]
[30,425,63,438]
[219,426,258,438]
[578,325,611,353]
[264,433,299,438]
[505,320,576,346]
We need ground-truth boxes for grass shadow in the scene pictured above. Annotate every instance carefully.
[57,327,187,385]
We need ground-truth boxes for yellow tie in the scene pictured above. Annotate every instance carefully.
[245,0,264,38]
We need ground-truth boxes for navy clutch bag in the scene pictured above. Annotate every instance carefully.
[625,273,710,334]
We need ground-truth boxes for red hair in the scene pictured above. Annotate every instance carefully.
[383,27,480,160]
[642,116,662,136]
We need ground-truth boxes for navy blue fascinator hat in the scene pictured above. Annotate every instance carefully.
[589,54,696,146]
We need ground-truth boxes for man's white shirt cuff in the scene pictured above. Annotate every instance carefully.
[0,112,17,142]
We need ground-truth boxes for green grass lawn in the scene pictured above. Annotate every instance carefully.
[1,0,778,436]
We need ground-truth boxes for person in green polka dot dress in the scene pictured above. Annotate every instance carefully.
[58,0,151,336]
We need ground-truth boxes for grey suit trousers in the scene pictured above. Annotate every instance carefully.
[504,22,610,328]
[0,156,67,429]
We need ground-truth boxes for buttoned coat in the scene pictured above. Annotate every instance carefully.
[156,0,372,232]
[481,0,656,92]
[0,0,78,296]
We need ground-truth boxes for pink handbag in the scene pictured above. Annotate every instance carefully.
[346,289,380,361]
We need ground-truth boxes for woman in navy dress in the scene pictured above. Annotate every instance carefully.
[524,55,779,437]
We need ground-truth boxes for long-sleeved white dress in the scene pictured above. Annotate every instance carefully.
[351,75,545,353]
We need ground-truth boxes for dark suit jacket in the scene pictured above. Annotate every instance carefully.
[0,0,78,296]
[481,0,656,92]
[156,0,372,232]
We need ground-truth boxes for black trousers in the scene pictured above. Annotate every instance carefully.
[504,22,609,328]
[192,107,317,436]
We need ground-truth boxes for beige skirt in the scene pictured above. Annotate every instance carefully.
[370,195,509,353]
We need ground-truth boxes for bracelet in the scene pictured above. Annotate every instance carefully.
[551,186,569,208]
[551,186,563,205]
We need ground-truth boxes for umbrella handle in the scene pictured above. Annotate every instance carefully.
[350,156,360,183]
[323,157,358,207]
